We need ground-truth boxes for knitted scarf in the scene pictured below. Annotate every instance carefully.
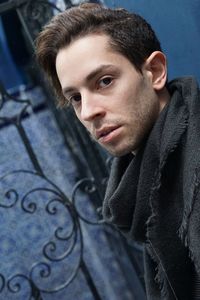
[103,77,200,299]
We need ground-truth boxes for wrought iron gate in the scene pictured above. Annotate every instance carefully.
[0,1,146,299]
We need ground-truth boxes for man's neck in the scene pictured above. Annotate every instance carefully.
[158,86,170,113]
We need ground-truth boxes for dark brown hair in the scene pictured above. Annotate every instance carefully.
[35,3,161,106]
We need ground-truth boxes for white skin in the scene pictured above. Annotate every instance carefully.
[56,33,169,156]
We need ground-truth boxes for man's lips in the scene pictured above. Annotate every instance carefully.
[95,126,121,142]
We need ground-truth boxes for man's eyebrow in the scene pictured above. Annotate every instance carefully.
[62,86,75,95]
[85,64,115,82]
[62,64,115,95]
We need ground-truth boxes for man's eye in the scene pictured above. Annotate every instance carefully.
[98,77,113,88]
[69,94,81,105]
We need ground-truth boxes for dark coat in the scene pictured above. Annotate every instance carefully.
[103,77,200,299]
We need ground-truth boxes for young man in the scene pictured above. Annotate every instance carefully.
[36,3,200,299]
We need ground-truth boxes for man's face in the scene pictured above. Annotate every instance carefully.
[56,34,161,156]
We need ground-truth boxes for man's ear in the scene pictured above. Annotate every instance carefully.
[144,51,167,91]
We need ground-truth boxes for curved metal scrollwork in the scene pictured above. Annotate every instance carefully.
[0,275,5,293]
[0,170,85,296]
[1,189,19,208]
[0,170,106,295]
[71,177,105,225]
[16,0,63,44]
[0,80,32,126]
[7,274,31,294]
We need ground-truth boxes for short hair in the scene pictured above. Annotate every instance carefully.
[35,3,161,106]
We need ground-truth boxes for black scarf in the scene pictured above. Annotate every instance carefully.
[103,77,200,299]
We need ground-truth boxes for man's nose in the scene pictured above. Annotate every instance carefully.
[80,91,105,122]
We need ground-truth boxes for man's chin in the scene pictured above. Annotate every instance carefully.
[104,145,135,157]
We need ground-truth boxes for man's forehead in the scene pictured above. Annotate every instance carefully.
[56,34,110,72]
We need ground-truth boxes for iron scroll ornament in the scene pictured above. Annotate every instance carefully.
[0,170,104,298]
